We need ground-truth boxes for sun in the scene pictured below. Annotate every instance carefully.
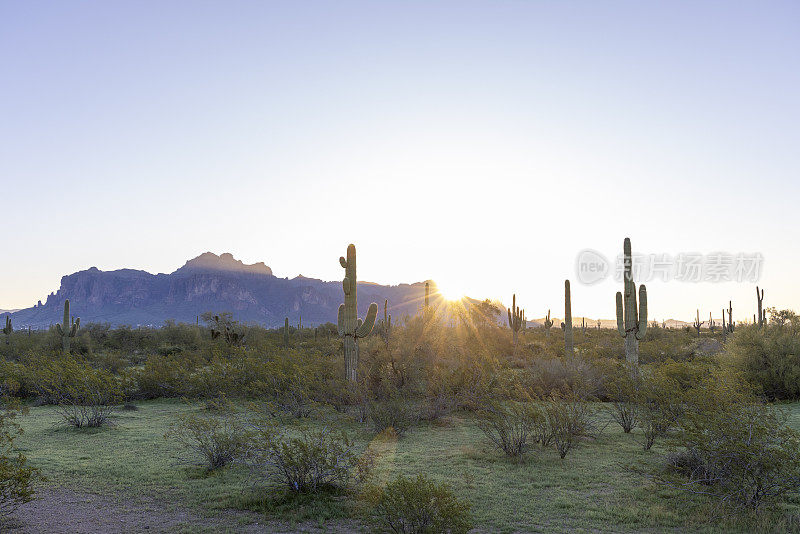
[436,283,466,302]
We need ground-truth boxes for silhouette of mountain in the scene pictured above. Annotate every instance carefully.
[9,253,436,328]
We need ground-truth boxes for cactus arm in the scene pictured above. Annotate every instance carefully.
[56,323,63,336]
[355,303,378,338]
[70,322,78,337]
[339,256,347,268]
[337,304,345,336]
[615,292,625,337]
[635,285,648,340]
[342,277,351,295]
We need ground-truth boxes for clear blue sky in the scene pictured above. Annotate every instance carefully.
[1,1,798,321]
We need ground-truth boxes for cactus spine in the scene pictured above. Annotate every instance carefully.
[507,294,524,350]
[615,238,647,364]
[284,317,289,347]
[543,310,553,337]
[756,286,766,327]
[564,280,574,358]
[2,316,11,345]
[56,299,80,354]
[337,244,378,382]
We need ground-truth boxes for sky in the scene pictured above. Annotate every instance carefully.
[1,1,799,322]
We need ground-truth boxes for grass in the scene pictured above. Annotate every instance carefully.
[12,400,800,532]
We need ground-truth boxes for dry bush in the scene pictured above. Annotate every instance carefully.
[544,396,598,459]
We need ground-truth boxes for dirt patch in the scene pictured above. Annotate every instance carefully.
[4,487,364,533]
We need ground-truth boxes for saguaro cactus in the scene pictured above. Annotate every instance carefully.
[382,299,392,351]
[543,310,554,337]
[2,316,11,345]
[284,317,289,347]
[507,294,524,350]
[615,238,647,364]
[56,299,80,353]
[726,301,734,334]
[756,286,766,327]
[581,317,586,336]
[564,280,574,358]
[693,310,702,336]
[708,312,716,333]
[337,244,378,382]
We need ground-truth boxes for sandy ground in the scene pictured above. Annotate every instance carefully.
[3,487,363,534]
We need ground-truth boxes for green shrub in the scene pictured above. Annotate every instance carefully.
[244,424,369,493]
[544,396,597,459]
[367,398,417,437]
[165,409,249,470]
[476,401,540,457]
[663,371,800,510]
[723,320,800,400]
[0,405,43,517]
[637,368,682,450]
[368,474,472,534]
[31,356,121,428]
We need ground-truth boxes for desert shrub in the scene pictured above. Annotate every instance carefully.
[244,424,368,493]
[524,356,603,399]
[544,396,597,459]
[368,474,473,534]
[368,398,417,437]
[603,363,640,433]
[165,409,249,470]
[476,401,540,457]
[662,371,800,510]
[31,356,121,428]
[0,405,43,517]
[132,353,200,399]
[722,321,800,400]
[637,368,682,450]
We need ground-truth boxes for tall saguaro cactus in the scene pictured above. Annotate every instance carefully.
[337,244,378,382]
[56,299,80,354]
[615,238,647,364]
[284,317,289,347]
[382,299,392,351]
[3,316,11,345]
[507,294,524,350]
[543,310,554,337]
[564,280,574,358]
[693,310,702,336]
[726,301,734,334]
[708,312,716,333]
[756,286,766,327]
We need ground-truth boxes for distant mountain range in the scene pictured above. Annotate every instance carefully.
[8,252,440,328]
[4,253,701,330]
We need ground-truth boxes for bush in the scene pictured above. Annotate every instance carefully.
[663,371,800,510]
[603,364,640,433]
[367,398,417,437]
[165,409,249,470]
[245,425,369,493]
[0,406,43,517]
[723,320,800,400]
[368,474,472,534]
[31,356,121,428]
[476,401,539,457]
[544,396,596,459]
[637,368,682,450]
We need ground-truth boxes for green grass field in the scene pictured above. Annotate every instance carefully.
[10,400,800,533]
